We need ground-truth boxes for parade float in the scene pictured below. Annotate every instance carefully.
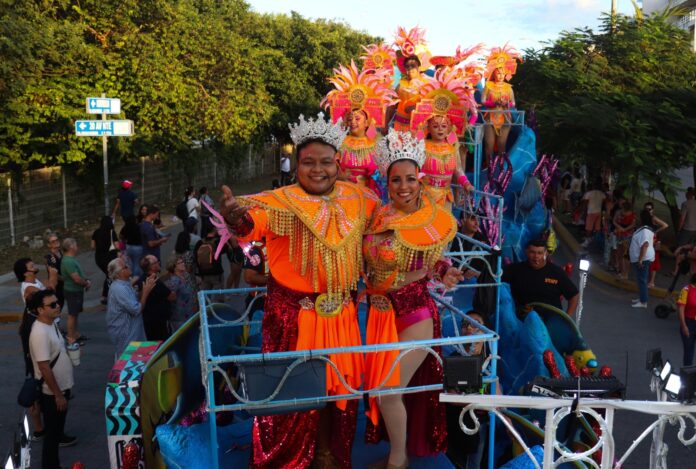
[98,34,696,469]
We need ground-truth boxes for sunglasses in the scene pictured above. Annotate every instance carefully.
[42,301,59,309]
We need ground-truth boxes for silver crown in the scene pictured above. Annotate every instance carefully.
[376,129,426,174]
[288,112,348,150]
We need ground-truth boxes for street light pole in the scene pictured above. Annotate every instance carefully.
[101,92,109,216]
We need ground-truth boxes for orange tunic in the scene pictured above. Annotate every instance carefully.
[239,182,380,403]
[362,192,457,425]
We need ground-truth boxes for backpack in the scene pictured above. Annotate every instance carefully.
[176,199,189,221]
[196,240,215,274]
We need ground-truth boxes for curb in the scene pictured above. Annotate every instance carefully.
[552,216,672,300]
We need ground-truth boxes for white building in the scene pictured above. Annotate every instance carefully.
[642,0,696,50]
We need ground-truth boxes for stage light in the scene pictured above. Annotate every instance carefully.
[579,259,590,272]
[646,349,663,372]
[665,373,682,398]
[660,361,672,383]
[679,366,696,402]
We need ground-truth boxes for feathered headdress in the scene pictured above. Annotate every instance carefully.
[410,68,478,142]
[393,26,430,74]
[361,43,397,74]
[485,43,523,81]
[429,43,484,69]
[321,60,398,137]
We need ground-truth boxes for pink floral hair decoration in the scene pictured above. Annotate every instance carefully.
[200,199,252,261]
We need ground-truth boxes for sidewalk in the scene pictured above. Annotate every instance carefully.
[553,214,683,299]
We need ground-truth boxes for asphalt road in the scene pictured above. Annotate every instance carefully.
[554,244,694,467]
[1,234,694,468]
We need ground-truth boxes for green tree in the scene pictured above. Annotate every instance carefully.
[516,9,696,227]
[0,0,376,171]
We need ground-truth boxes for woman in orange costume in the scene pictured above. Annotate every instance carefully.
[410,68,477,209]
[392,26,429,132]
[363,129,463,468]
[482,44,522,165]
[322,60,397,197]
[218,113,380,469]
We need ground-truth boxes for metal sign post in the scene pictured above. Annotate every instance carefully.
[76,95,133,216]
[102,95,108,216]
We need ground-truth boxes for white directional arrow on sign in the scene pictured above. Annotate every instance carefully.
[75,120,134,136]
[85,97,121,114]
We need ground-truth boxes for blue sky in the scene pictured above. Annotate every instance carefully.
[247,0,637,54]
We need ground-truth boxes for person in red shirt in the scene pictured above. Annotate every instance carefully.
[678,273,696,366]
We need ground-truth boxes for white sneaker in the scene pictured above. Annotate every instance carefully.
[631,302,648,308]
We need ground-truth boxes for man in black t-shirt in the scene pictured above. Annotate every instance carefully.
[502,238,579,316]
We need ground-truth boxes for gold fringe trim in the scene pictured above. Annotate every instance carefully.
[425,141,457,175]
[238,189,366,301]
[341,137,378,167]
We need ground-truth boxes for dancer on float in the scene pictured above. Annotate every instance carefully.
[322,60,397,197]
[218,113,380,469]
[482,44,522,166]
[391,26,429,132]
[363,129,463,468]
[410,67,477,209]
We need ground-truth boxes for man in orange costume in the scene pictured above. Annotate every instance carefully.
[219,113,379,469]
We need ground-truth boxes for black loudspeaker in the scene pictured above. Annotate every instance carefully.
[443,355,483,393]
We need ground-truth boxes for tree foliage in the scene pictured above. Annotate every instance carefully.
[0,0,377,169]
[515,10,696,216]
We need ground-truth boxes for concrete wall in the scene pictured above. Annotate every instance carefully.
[0,144,279,246]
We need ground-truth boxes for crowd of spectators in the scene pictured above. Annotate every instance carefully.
[560,169,695,296]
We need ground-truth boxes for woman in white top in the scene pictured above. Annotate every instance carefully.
[14,257,58,440]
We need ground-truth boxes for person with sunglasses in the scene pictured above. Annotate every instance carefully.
[28,289,78,468]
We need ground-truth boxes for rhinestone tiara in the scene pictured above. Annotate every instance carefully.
[376,129,426,174]
[288,112,348,150]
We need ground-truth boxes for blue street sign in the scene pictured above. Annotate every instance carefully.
[85,97,121,114]
[75,120,134,137]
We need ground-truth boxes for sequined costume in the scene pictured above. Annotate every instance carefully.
[339,135,380,194]
[409,68,477,206]
[321,61,395,198]
[483,44,522,135]
[362,191,457,456]
[422,140,468,207]
[392,26,430,132]
[482,80,515,134]
[236,181,379,469]
[394,76,425,131]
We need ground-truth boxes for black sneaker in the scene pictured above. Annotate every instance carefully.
[59,435,78,447]
[31,430,45,441]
